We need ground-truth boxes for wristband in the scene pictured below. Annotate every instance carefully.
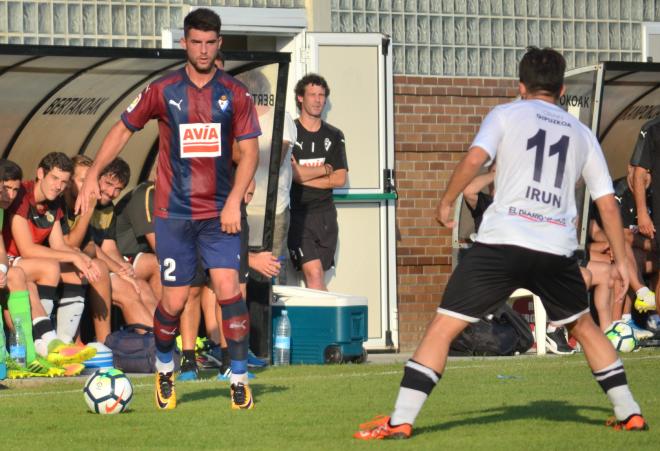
[0,264,7,274]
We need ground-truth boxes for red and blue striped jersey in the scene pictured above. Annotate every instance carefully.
[121,67,261,220]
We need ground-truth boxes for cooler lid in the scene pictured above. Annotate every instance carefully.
[272,285,367,307]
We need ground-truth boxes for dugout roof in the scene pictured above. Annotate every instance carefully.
[0,44,290,250]
[564,61,660,180]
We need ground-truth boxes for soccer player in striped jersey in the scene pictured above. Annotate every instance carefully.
[76,8,260,411]
[355,47,648,440]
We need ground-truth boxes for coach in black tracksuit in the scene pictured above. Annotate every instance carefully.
[288,74,348,291]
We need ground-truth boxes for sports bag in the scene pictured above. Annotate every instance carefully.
[449,304,534,356]
[104,323,180,373]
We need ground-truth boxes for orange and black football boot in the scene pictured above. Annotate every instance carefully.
[353,415,412,440]
[606,414,649,431]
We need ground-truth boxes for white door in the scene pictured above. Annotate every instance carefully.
[295,32,398,350]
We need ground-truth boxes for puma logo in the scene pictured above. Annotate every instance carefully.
[229,320,247,330]
[169,98,183,111]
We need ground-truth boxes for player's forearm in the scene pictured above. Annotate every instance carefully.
[632,167,649,221]
[228,139,258,205]
[595,194,627,264]
[101,241,126,268]
[18,242,79,263]
[64,214,94,248]
[295,164,327,183]
[302,169,347,189]
[96,245,123,273]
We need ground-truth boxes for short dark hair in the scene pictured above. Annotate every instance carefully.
[100,157,130,187]
[184,8,221,37]
[0,159,22,182]
[38,152,73,176]
[519,46,566,98]
[294,73,330,110]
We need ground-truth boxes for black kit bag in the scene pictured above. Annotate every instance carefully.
[104,323,180,373]
[449,304,534,356]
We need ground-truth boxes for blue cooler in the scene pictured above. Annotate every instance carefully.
[272,286,368,364]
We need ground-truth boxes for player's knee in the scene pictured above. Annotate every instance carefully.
[7,267,27,290]
[565,314,593,339]
[38,259,61,285]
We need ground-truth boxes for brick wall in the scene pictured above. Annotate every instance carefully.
[394,75,518,350]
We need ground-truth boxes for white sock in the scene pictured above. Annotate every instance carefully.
[41,299,54,316]
[230,372,249,386]
[155,355,175,374]
[390,360,440,426]
[56,297,85,343]
[391,387,429,426]
[636,286,651,298]
[608,385,642,421]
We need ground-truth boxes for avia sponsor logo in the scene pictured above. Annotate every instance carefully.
[619,104,660,121]
[508,206,567,227]
[179,123,221,158]
[43,97,109,115]
[558,94,590,108]
[299,157,325,167]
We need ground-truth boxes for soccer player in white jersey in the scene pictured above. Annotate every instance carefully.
[354,47,648,440]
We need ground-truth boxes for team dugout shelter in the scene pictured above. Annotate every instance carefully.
[0,44,290,347]
[0,44,289,254]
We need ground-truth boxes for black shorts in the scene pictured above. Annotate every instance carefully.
[439,243,589,325]
[239,215,249,284]
[287,207,338,271]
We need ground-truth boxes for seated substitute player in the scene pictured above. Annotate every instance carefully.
[630,115,660,317]
[355,47,648,440]
[588,165,658,338]
[114,179,162,302]
[77,8,260,411]
[4,152,98,366]
[0,159,68,377]
[63,156,157,342]
[288,73,348,290]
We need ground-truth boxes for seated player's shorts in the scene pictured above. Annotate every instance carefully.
[439,243,589,326]
[155,217,240,287]
[239,215,249,284]
[287,206,338,271]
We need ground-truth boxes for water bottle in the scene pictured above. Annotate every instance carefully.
[0,328,6,380]
[9,317,26,366]
[273,310,291,366]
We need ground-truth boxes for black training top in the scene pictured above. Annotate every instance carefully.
[290,119,348,212]
[114,181,155,257]
[630,117,660,224]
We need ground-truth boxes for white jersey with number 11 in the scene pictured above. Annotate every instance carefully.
[473,99,613,256]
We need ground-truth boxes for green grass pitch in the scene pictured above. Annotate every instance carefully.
[1,350,658,450]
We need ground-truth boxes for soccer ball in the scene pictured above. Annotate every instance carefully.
[83,368,133,414]
[606,322,638,353]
